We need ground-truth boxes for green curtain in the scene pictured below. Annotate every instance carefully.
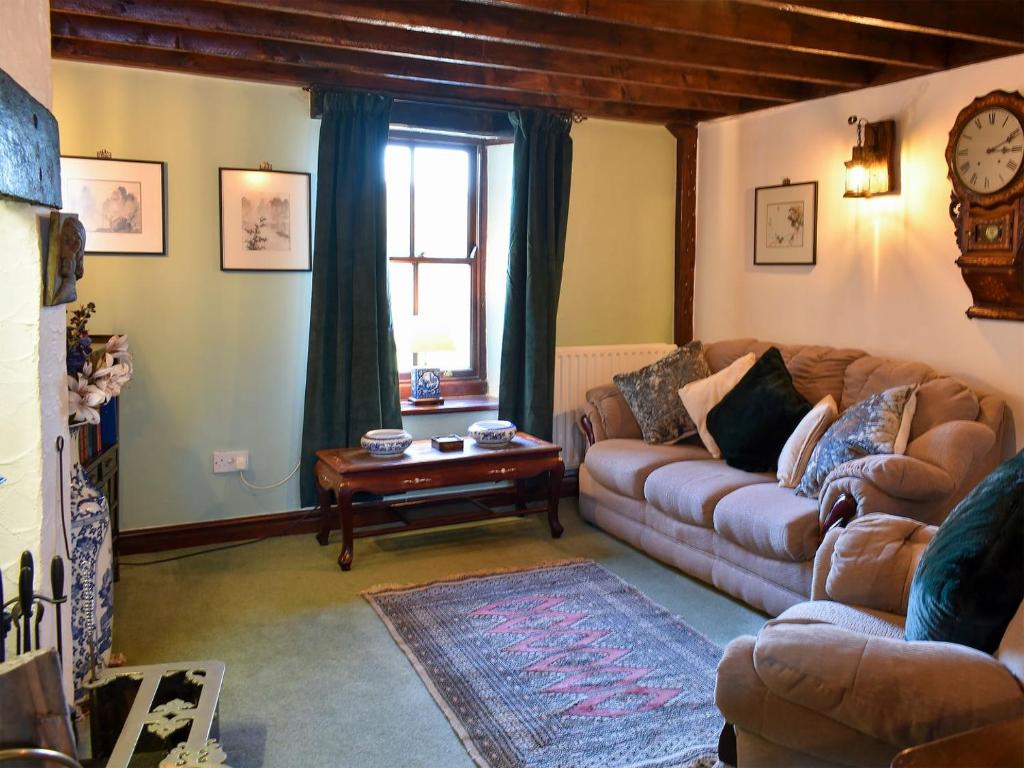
[498,109,573,441]
[300,90,402,506]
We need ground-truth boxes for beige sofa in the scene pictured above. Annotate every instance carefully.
[715,514,1024,767]
[578,339,1010,615]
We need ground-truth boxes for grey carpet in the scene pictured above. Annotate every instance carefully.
[113,500,766,768]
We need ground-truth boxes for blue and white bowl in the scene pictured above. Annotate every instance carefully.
[468,420,517,449]
[361,429,413,458]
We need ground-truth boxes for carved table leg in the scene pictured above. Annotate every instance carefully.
[547,461,565,539]
[315,478,333,546]
[337,487,355,571]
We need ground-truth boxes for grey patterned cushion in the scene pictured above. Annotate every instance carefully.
[613,342,711,444]
[796,384,918,499]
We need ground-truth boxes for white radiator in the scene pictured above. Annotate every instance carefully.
[553,343,676,469]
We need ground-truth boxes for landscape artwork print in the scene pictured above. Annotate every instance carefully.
[59,157,166,254]
[220,168,311,271]
[754,181,817,265]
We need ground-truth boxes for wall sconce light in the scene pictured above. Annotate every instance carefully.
[844,116,897,198]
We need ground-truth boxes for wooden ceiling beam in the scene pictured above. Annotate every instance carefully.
[49,0,848,98]
[193,0,888,86]
[49,37,714,124]
[459,0,1011,68]
[744,1,1024,48]
[49,13,779,113]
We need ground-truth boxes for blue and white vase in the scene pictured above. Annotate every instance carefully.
[361,429,414,458]
[468,420,518,448]
[411,366,442,401]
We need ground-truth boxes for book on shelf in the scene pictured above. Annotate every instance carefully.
[77,397,118,465]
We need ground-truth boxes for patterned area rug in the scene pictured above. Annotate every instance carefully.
[364,559,724,768]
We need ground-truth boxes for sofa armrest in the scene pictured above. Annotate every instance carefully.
[579,384,642,444]
[810,527,843,601]
[817,421,995,526]
[752,621,1024,748]
[818,514,935,614]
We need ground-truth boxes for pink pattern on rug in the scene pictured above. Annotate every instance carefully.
[471,594,683,718]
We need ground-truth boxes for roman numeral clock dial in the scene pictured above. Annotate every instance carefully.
[946,90,1024,322]
[954,107,1024,194]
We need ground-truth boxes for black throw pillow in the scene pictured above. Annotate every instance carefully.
[706,347,810,472]
[905,450,1024,652]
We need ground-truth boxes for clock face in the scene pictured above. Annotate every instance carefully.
[954,107,1024,194]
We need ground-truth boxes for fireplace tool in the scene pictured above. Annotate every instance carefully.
[0,551,67,663]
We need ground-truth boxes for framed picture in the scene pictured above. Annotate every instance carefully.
[60,156,167,255]
[219,168,312,272]
[753,181,817,266]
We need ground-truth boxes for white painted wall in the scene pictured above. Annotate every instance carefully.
[696,53,1024,451]
[0,0,72,691]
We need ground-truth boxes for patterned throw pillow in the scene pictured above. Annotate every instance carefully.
[613,341,711,444]
[796,384,918,499]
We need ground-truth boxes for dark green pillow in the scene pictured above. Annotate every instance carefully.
[706,347,811,472]
[905,450,1024,653]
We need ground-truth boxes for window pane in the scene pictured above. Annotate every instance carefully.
[414,147,469,259]
[387,261,414,371]
[385,145,411,259]
[416,264,472,371]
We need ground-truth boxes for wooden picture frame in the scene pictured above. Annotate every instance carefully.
[60,156,167,255]
[219,167,312,272]
[754,180,817,266]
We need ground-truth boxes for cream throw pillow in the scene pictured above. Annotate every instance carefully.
[777,395,838,488]
[678,352,756,458]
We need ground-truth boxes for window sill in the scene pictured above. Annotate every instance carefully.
[401,395,497,416]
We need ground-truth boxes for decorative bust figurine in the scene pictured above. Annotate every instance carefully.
[44,212,86,306]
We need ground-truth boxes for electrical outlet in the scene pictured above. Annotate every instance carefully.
[213,450,249,474]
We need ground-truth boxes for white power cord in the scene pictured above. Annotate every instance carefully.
[238,463,301,491]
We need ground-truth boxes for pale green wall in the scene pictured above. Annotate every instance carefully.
[52,61,675,529]
[559,119,677,345]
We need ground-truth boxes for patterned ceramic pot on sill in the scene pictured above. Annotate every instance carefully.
[361,429,413,458]
[468,420,517,448]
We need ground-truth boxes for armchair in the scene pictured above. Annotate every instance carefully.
[716,514,1024,767]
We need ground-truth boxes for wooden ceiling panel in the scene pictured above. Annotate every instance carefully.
[48,0,1024,125]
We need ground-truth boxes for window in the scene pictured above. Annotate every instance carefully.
[385,134,487,397]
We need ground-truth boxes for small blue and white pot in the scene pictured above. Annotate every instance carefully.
[468,420,517,448]
[361,429,413,458]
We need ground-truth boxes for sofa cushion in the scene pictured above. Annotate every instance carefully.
[612,341,710,444]
[707,347,812,472]
[582,438,711,500]
[905,450,1024,653]
[644,460,773,528]
[679,352,756,458]
[910,376,980,439]
[796,385,918,499]
[776,601,906,640]
[777,396,838,488]
[705,339,866,405]
[714,483,821,562]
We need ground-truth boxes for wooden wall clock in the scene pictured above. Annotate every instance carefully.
[946,89,1024,321]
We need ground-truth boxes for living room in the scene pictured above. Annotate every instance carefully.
[1,2,1022,767]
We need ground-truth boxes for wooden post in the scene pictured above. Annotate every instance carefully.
[667,122,697,346]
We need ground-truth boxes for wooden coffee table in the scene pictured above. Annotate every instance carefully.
[313,432,564,571]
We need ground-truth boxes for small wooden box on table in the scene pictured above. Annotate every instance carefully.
[314,432,564,571]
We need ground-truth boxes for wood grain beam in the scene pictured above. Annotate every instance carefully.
[460,0,1010,68]
[50,13,775,113]
[746,1,1024,47]
[667,123,698,346]
[50,37,711,124]
[49,0,844,100]
[188,0,886,86]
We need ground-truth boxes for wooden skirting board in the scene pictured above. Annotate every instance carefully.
[119,472,579,555]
